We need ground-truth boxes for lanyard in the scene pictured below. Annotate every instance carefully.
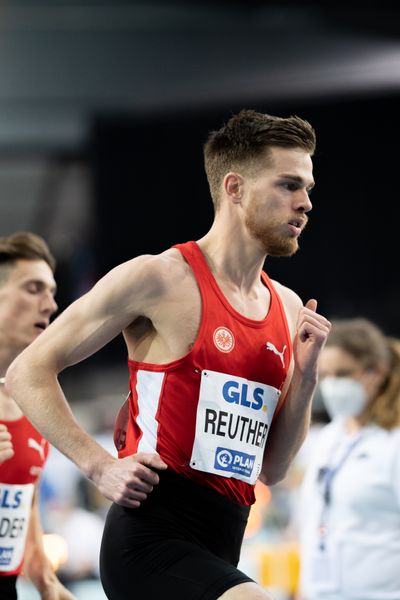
[317,431,364,550]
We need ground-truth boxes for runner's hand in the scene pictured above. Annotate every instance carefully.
[293,299,331,380]
[40,578,77,600]
[0,424,14,463]
[96,452,168,508]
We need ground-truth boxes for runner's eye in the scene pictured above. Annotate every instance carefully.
[26,284,40,294]
[281,182,299,192]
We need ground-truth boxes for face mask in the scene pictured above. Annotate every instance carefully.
[319,376,367,420]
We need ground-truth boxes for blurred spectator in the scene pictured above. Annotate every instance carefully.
[298,318,400,600]
[39,426,115,586]
[45,496,104,584]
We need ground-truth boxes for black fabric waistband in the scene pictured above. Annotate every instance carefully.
[152,468,250,520]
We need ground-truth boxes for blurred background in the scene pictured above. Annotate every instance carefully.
[0,0,399,597]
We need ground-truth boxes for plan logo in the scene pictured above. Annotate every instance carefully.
[215,448,234,469]
[213,327,235,353]
[214,447,255,478]
[0,546,13,566]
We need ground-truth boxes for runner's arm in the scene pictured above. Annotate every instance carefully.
[5,255,168,507]
[260,297,330,485]
[23,485,77,600]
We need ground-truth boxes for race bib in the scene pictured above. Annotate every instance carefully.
[190,370,280,484]
[0,483,34,572]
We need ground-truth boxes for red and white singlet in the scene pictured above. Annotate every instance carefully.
[0,416,49,576]
[115,241,292,505]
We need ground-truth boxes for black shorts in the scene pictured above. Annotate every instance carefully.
[0,575,17,600]
[100,469,254,600]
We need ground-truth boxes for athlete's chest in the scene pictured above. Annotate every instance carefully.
[159,276,271,345]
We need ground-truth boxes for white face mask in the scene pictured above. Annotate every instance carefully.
[319,376,367,420]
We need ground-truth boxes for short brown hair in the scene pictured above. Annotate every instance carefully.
[326,318,400,429]
[0,231,56,285]
[203,109,316,209]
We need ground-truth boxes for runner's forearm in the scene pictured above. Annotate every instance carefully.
[260,367,316,485]
[5,361,114,483]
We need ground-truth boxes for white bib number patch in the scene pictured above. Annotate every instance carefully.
[190,370,280,484]
[0,483,34,572]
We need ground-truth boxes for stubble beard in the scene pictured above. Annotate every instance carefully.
[244,210,300,257]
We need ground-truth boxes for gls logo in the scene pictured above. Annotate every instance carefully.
[0,490,22,509]
[222,380,265,411]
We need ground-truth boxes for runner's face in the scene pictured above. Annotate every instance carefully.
[244,147,314,255]
[0,259,57,354]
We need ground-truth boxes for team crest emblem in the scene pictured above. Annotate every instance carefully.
[213,327,235,353]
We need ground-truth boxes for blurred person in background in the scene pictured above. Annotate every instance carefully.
[0,232,75,600]
[6,109,330,600]
[298,317,400,600]
[44,492,105,586]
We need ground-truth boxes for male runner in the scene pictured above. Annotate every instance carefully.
[0,232,75,599]
[6,110,331,599]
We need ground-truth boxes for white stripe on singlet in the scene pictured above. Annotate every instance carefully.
[136,369,165,454]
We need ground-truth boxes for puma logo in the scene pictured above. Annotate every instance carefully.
[266,342,286,368]
[28,438,46,461]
